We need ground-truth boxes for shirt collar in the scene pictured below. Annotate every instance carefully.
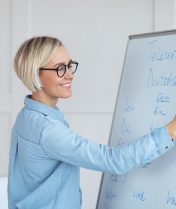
[24,95,65,121]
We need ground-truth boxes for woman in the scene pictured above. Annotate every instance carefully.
[8,36,176,209]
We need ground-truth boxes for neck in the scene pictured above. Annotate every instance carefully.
[31,90,58,107]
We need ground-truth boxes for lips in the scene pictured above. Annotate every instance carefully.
[60,83,71,88]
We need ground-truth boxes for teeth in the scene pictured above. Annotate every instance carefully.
[61,83,71,87]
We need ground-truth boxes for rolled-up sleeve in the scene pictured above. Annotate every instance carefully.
[40,120,174,174]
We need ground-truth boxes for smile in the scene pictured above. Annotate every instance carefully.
[60,83,71,88]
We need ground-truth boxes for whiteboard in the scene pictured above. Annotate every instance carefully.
[96,30,176,209]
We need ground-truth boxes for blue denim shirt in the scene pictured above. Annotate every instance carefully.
[8,96,174,209]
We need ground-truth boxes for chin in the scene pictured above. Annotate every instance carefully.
[60,93,72,99]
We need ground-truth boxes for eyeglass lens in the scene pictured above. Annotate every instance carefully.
[57,62,78,77]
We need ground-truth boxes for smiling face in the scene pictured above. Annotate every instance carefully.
[32,46,74,106]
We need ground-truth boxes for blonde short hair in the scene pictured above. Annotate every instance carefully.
[14,36,63,92]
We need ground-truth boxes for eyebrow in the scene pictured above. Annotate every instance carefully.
[52,59,72,68]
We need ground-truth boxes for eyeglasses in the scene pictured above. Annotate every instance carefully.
[39,61,78,77]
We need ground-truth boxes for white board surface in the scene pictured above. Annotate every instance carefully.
[97,30,176,209]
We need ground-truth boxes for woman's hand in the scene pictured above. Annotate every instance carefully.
[166,116,176,140]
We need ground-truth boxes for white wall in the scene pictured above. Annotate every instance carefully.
[0,1,175,209]
[0,177,8,209]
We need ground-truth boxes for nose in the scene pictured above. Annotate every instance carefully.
[64,67,74,79]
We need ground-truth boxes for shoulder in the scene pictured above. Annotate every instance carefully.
[14,107,65,144]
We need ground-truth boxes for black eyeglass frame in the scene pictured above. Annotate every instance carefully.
[39,61,79,77]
